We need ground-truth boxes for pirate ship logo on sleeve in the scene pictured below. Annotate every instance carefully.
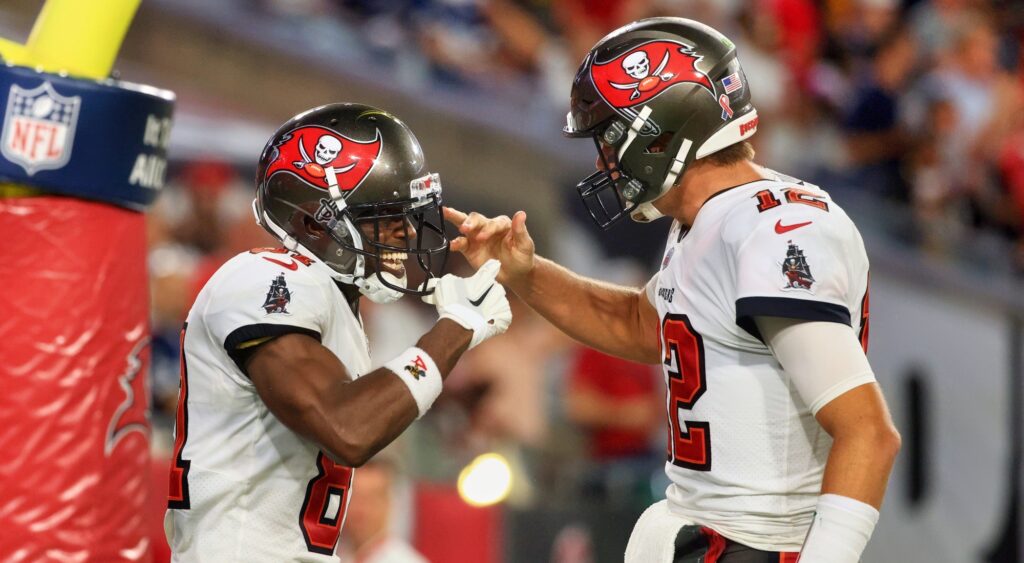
[781,241,815,292]
[263,273,292,314]
[1,81,81,176]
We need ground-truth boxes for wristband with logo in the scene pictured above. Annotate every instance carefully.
[384,347,442,418]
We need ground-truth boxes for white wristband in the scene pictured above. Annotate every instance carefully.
[800,494,880,563]
[384,347,443,418]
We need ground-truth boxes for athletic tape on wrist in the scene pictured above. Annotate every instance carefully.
[799,493,880,563]
[384,347,442,418]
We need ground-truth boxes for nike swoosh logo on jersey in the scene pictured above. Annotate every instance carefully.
[775,219,813,234]
[469,285,493,307]
[263,256,299,270]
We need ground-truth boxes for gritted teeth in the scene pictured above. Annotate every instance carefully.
[381,252,408,265]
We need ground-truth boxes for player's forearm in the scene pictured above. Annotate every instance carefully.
[414,318,472,376]
[819,423,901,509]
[799,424,899,562]
[319,320,471,465]
[508,256,659,363]
[318,370,420,466]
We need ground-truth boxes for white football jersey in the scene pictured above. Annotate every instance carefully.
[645,173,870,551]
[166,248,372,562]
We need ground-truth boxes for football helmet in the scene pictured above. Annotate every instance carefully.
[253,103,448,303]
[564,17,759,229]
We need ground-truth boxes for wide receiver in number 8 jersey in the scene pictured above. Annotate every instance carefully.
[448,18,899,563]
[165,104,512,561]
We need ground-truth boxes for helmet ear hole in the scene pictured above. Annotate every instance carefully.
[304,215,326,239]
[644,131,675,155]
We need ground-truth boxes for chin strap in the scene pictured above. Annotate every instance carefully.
[630,201,664,223]
[630,135,693,224]
[252,195,372,288]
[356,271,407,304]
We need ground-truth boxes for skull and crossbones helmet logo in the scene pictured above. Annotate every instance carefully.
[622,51,650,80]
[610,48,678,100]
[314,135,342,165]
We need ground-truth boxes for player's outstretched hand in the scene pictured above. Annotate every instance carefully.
[444,207,535,285]
[422,259,512,349]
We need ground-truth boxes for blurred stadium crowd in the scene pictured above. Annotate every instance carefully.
[237,0,1024,264]
[145,0,1024,552]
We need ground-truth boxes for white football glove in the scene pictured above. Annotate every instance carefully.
[422,259,512,349]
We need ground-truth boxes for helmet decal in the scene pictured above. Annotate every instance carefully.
[265,125,383,192]
[590,40,714,109]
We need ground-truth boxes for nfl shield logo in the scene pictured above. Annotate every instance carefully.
[1,82,81,176]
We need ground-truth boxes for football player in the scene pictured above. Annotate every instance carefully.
[448,18,899,563]
[164,103,512,561]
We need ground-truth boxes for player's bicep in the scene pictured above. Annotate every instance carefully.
[756,317,875,415]
[247,333,353,439]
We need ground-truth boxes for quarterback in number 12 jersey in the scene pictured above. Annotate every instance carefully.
[166,248,371,561]
[646,172,872,551]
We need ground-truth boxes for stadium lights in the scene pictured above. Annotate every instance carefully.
[457,452,512,507]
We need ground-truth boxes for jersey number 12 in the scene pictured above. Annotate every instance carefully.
[662,314,711,471]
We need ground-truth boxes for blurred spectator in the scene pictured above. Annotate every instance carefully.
[757,0,822,88]
[447,294,569,447]
[147,243,199,425]
[934,14,1003,147]
[823,0,901,68]
[550,523,595,563]
[998,128,1024,271]
[480,0,576,104]
[412,0,505,87]
[908,96,965,251]
[551,0,653,62]
[913,14,1024,243]
[908,0,973,64]
[733,4,791,117]
[563,346,662,506]
[171,160,240,254]
[841,27,917,200]
[339,457,427,563]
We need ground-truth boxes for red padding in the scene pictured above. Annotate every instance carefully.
[413,482,503,563]
[0,196,152,562]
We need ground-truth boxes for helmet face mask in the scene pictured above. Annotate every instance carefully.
[565,17,760,229]
[254,104,449,300]
[346,190,448,293]
[576,128,644,229]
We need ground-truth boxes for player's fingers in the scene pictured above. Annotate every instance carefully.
[460,212,487,234]
[450,236,468,253]
[511,211,529,245]
[493,215,512,237]
[444,206,468,227]
[475,215,510,241]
